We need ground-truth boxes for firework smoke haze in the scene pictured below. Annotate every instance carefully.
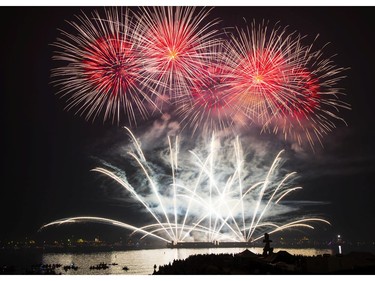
[41,128,330,243]
[225,20,350,149]
[51,8,160,126]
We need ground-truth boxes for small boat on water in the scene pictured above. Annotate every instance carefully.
[63,263,78,271]
[90,262,109,270]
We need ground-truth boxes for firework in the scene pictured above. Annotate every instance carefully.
[51,8,160,126]
[173,43,247,137]
[51,8,349,149]
[133,6,221,101]
[267,65,351,149]
[41,128,330,243]
[225,20,350,149]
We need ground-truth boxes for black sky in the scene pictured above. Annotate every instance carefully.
[1,6,374,244]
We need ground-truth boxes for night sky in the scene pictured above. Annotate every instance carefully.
[1,5,374,245]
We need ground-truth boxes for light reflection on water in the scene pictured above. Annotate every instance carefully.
[42,247,332,275]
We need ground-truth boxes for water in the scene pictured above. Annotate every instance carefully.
[39,247,333,275]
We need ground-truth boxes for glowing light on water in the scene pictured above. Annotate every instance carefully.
[41,128,330,243]
[42,247,333,275]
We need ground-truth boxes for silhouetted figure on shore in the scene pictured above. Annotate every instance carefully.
[263,233,273,256]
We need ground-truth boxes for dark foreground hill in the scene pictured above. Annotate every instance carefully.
[153,249,375,274]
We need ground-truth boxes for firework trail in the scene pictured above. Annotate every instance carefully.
[51,8,160,126]
[133,6,221,102]
[40,128,330,243]
[225,20,350,149]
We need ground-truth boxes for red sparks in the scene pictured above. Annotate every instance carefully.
[82,37,140,98]
[227,48,291,123]
[52,9,349,148]
[174,60,240,136]
[240,49,288,97]
[190,65,232,115]
[283,68,320,120]
[134,7,220,99]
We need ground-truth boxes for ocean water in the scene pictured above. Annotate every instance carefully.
[38,247,333,275]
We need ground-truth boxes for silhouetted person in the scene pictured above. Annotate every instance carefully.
[263,233,273,256]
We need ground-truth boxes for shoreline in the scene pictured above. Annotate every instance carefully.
[153,249,375,275]
[1,247,375,275]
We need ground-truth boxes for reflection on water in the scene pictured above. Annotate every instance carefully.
[42,247,332,275]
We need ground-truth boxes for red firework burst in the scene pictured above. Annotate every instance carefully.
[133,6,220,101]
[280,68,320,118]
[225,20,350,149]
[51,8,159,125]
[51,8,350,149]
[268,67,348,149]
[82,37,139,97]
[173,43,249,136]
[225,22,304,124]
